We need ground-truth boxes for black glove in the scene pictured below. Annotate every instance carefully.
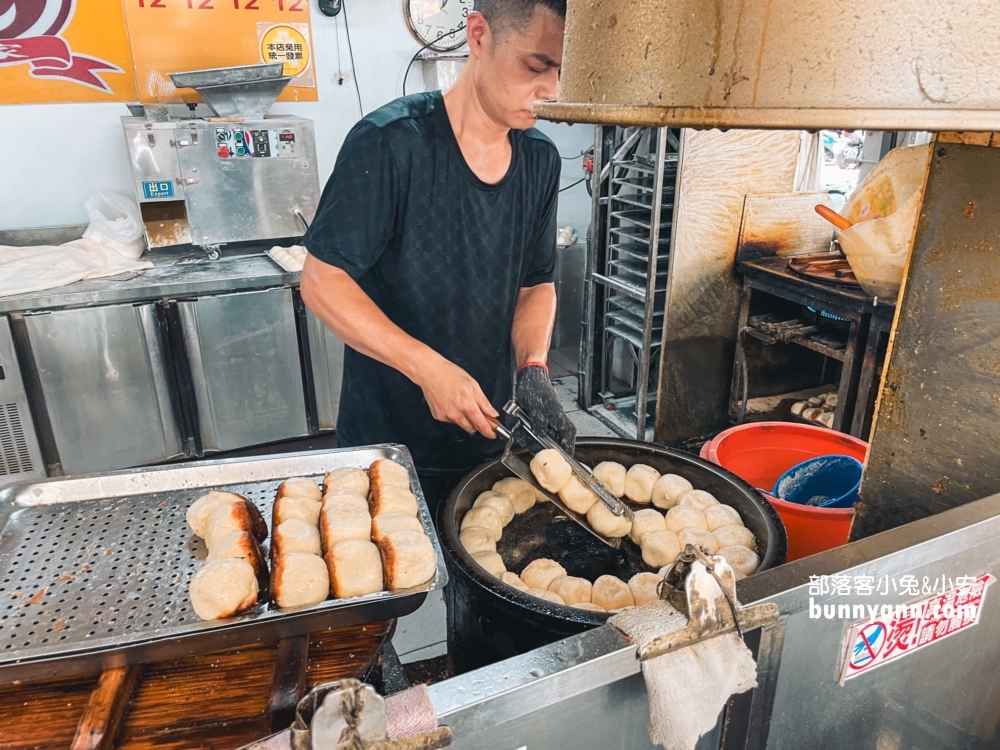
[514,363,576,454]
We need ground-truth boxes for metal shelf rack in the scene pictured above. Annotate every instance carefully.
[578,127,682,440]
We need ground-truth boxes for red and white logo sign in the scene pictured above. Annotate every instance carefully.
[840,574,994,682]
[0,0,121,91]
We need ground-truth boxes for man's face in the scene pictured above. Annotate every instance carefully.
[471,6,564,130]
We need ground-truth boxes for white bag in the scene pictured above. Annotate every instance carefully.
[83,192,146,260]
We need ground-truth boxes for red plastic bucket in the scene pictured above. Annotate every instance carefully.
[700,423,868,561]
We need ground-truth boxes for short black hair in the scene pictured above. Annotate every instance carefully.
[473,0,567,41]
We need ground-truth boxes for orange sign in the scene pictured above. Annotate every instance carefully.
[0,0,139,103]
[123,0,317,104]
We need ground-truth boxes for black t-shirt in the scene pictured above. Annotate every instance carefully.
[303,92,560,475]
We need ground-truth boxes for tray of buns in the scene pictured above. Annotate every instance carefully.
[0,444,446,683]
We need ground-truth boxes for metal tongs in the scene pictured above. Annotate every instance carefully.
[488,399,634,548]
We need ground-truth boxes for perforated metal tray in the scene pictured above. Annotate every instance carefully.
[0,445,446,683]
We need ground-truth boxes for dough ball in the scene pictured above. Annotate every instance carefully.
[591,575,634,610]
[714,524,757,551]
[549,576,593,605]
[558,475,600,514]
[500,571,530,592]
[520,559,567,590]
[459,526,497,555]
[473,491,515,526]
[625,464,661,504]
[704,504,742,531]
[628,508,666,545]
[273,519,322,556]
[277,477,321,502]
[187,491,242,538]
[628,572,662,605]
[189,558,259,620]
[273,552,330,608]
[678,527,719,555]
[592,462,627,498]
[326,539,383,599]
[323,467,369,497]
[321,489,370,513]
[571,602,606,612]
[676,489,719,511]
[717,545,760,577]
[492,477,536,514]
[651,474,694,509]
[371,512,423,544]
[273,494,321,528]
[368,485,419,517]
[533,487,550,503]
[368,459,411,490]
[641,529,682,568]
[586,501,632,538]
[664,506,707,533]
[471,550,506,577]
[204,499,254,549]
[527,588,565,606]
[460,506,503,541]
[379,529,436,590]
[530,448,572,493]
[320,503,372,548]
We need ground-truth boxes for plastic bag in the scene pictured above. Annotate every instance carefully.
[83,192,146,260]
[836,144,932,300]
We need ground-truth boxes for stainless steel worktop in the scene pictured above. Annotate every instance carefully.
[0,245,298,314]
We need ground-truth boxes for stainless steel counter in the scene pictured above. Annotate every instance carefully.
[0,245,298,314]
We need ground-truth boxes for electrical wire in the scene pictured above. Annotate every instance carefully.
[340,0,365,116]
[560,153,582,160]
[558,177,587,192]
[402,23,467,96]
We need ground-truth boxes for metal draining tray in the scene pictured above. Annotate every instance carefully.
[0,445,446,683]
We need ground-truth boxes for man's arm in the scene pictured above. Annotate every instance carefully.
[300,254,499,438]
[511,282,557,367]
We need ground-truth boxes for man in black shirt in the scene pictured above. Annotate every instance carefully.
[301,0,574,510]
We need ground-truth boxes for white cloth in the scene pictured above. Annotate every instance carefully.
[0,239,153,298]
[611,562,758,750]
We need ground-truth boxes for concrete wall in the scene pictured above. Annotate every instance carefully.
[0,0,593,237]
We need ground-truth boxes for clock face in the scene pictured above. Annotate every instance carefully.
[404,0,474,51]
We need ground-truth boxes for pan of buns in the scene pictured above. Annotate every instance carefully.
[0,444,446,683]
[440,437,787,672]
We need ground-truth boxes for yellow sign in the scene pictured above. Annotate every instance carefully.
[258,23,312,83]
[123,0,317,103]
[0,0,138,103]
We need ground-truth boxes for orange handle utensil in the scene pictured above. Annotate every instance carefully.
[815,204,853,231]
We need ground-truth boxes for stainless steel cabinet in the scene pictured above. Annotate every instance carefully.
[24,304,183,474]
[305,310,344,431]
[0,317,45,484]
[177,288,308,452]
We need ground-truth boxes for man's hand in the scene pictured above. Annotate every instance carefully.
[415,354,499,440]
[515,362,576,453]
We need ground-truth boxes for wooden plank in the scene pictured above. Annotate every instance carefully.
[0,621,392,750]
[0,672,100,750]
[736,192,835,261]
[655,129,801,443]
[853,139,1000,538]
[70,665,142,750]
[268,635,310,733]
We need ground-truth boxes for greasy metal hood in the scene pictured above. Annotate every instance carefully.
[535,0,1000,131]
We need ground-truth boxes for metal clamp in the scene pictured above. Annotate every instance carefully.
[639,545,779,662]
[502,400,633,520]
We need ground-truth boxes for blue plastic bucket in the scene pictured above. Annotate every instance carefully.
[772,455,863,509]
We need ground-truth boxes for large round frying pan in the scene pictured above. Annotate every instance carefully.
[439,438,787,673]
